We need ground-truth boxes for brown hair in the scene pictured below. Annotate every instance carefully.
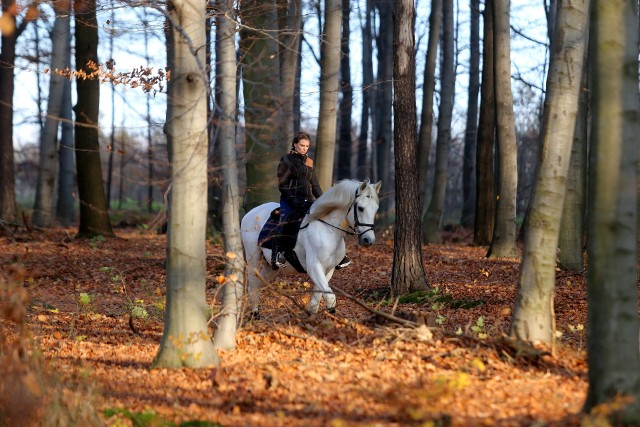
[291,131,311,150]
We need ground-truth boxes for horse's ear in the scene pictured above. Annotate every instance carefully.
[359,180,369,193]
[375,181,382,194]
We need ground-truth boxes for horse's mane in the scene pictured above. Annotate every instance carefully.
[307,180,378,221]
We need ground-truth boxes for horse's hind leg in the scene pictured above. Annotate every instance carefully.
[247,254,276,319]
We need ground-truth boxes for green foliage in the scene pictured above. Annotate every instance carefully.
[130,304,149,320]
[471,316,487,339]
[396,288,484,309]
[89,235,106,248]
[103,408,224,426]
[78,292,92,306]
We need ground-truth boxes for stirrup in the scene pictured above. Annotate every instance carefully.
[273,251,286,269]
[335,255,351,270]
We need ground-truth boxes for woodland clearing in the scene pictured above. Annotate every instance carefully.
[0,226,594,426]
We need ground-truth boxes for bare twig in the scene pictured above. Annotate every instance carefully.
[331,285,419,328]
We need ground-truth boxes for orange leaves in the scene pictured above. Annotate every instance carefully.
[0,228,594,426]
[44,60,169,94]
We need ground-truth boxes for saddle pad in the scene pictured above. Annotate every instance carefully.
[258,208,280,249]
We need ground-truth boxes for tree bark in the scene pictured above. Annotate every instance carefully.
[0,0,19,222]
[315,0,342,189]
[357,0,374,180]
[487,0,518,258]
[337,0,352,180]
[558,61,588,271]
[418,0,441,208]
[391,0,429,296]
[240,0,285,209]
[155,0,219,368]
[461,0,480,228]
[423,0,455,244]
[212,0,244,350]
[373,0,394,225]
[74,0,114,238]
[57,74,75,226]
[473,0,496,246]
[34,2,71,227]
[584,0,640,414]
[278,0,302,147]
[510,0,589,344]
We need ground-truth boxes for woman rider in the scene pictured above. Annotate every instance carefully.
[271,132,351,270]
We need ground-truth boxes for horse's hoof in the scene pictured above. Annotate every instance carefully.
[326,307,336,314]
[249,311,260,321]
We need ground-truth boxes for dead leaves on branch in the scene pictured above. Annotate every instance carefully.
[44,60,169,94]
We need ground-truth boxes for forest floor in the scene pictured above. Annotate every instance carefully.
[0,225,598,426]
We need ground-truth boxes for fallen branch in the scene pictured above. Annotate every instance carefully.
[331,284,419,328]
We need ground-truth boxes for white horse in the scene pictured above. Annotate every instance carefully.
[241,179,381,316]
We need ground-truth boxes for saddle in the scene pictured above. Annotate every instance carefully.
[258,207,307,273]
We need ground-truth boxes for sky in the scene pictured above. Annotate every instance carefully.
[10,0,549,150]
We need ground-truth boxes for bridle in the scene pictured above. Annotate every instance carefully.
[312,189,376,237]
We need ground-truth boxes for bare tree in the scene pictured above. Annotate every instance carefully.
[337,0,352,180]
[154,0,219,368]
[33,1,72,227]
[212,0,245,351]
[0,0,33,222]
[74,0,114,237]
[240,0,285,208]
[487,0,518,258]
[461,0,480,228]
[390,0,429,296]
[373,0,394,225]
[315,0,342,189]
[558,63,588,271]
[473,0,496,246]
[356,0,375,179]
[423,0,455,244]
[585,0,640,415]
[510,0,589,344]
[418,0,441,207]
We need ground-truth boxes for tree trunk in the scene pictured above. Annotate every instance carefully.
[461,0,480,228]
[558,60,588,271]
[278,0,302,146]
[315,0,342,189]
[474,0,496,246]
[57,75,75,226]
[487,0,518,258]
[337,0,352,181]
[391,0,429,296]
[373,0,394,225]
[74,0,113,238]
[240,0,285,209]
[357,0,374,180]
[418,0,441,207]
[0,0,19,222]
[423,0,455,244]
[510,0,589,344]
[584,0,640,414]
[154,0,219,369]
[212,0,244,350]
[33,3,71,227]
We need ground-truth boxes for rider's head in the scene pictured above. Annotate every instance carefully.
[291,132,311,155]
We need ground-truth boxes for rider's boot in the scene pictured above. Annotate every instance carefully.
[271,237,286,270]
[335,255,351,270]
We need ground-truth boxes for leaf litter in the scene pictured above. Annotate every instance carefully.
[0,227,590,426]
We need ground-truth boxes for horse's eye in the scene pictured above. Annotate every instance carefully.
[358,206,364,213]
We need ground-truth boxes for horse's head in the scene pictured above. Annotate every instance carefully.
[349,180,381,247]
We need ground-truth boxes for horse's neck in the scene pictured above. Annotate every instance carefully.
[321,206,350,228]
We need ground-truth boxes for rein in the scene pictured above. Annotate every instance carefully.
[302,189,375,237]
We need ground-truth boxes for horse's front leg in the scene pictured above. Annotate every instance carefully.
[306,262,336,314]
